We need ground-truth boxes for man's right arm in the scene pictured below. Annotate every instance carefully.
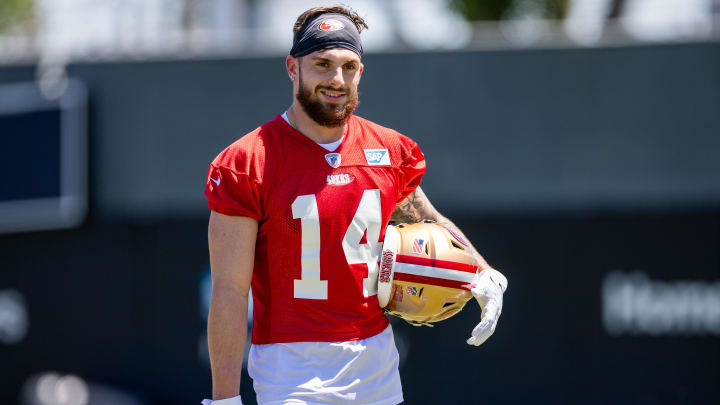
[207,211,258,401]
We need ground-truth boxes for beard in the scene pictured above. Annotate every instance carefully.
[296,71,359,128]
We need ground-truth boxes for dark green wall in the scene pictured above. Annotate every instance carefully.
[3,43,718,220]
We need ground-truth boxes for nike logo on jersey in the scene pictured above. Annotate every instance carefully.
[325,153,341,168]
[326,173,353,186]
[210,176,220,186]
[364,149,390,165]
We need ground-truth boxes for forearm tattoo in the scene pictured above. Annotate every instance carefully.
[391,187,491,269]
[390,187,438,224]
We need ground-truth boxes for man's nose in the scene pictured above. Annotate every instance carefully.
[327,67,344,88]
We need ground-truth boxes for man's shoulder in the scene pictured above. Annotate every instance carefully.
[352,115,402,137]
[227,116,282,152]
[210,116,283,174]
[351,115,420,153]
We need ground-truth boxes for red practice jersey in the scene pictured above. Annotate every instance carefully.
[205,114,425,344]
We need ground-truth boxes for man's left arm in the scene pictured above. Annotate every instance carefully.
[391,186,508,346]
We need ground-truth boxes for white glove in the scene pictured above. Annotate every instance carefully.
[201,395,243,405]
[466,268,508,346]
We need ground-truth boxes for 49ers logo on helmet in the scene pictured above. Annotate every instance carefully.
[318,19,344,31]
[380,250,394,283]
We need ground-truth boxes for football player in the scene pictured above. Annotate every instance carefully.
[202,6,507,405]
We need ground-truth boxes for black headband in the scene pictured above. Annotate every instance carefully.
[290,13,363,58]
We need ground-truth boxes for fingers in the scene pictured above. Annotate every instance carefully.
[466,269,506,347]
[466,298,501,346]
[471,317,491,337]
[471,302,498,335]
[467,321,497,346]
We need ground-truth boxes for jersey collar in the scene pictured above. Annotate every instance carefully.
[275,113,357,156]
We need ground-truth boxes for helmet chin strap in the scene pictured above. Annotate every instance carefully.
[405,319,434,327]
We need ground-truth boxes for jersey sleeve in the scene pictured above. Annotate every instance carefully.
[205,163,263,220]
[396,138,426,202]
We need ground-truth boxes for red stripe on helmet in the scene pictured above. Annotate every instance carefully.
[393,272,471,289]
[395,254,477,273]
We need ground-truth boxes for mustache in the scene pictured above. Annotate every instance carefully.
[316,85,350,93]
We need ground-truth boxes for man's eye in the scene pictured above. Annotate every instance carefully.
[344,65,356,71]
[316,62,329,67]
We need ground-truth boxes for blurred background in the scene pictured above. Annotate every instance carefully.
[1,0,719,404]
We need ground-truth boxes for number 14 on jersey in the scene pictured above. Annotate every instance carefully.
[291,190,382,300]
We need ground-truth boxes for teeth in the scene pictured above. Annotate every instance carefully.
[322,90,344,97]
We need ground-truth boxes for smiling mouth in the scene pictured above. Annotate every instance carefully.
[319,89,346,100]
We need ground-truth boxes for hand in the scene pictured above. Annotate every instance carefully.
[465,268,508,346]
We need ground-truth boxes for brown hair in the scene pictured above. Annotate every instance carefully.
[293,6,368,36]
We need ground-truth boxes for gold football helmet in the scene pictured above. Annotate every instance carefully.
[377,221,480,326]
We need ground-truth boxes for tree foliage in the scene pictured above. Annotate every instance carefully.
[449,0,569,21]
[0,0,34,32]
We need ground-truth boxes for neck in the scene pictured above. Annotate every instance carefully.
[286,103,348,144]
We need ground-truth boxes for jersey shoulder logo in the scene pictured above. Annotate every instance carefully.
[325,153,341,168]
[364,149,390,165]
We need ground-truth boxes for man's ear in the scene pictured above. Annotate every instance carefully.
[286,55,299,81]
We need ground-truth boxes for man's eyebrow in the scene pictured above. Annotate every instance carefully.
[310,56,360,64]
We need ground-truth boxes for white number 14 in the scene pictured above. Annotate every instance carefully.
[291,190,382,300]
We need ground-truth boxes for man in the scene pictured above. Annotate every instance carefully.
[202,6,507,405]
